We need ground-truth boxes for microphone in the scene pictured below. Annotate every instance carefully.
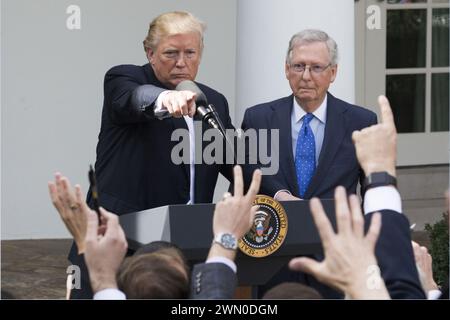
[175,80,236,163]
[175,80,221,130]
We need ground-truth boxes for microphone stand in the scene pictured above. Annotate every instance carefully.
[197,104,237,164]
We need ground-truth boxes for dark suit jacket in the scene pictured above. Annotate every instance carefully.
[367,210,426,299]
[241,92,377,198]
[91,63,234,214]
[69,64,234,298]
[190,263,237,299]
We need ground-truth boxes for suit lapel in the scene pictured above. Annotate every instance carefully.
[272,96,299,195]
[304,93,347,198]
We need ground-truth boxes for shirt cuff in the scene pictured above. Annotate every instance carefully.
[427,289,442,300]
[274,189,291,199]
[93,288,126,300]
[363,186,402,215]
[206,256,237,273]
[154,91,171,119]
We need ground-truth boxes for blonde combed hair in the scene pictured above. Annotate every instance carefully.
[143,11,206,52]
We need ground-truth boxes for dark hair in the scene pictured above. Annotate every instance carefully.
[135,240,189,271]
[135,241,181,256]
[262,282,323,299]
[117,248,190,299]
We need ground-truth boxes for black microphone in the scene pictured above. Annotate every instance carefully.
[175,80,236,163]
[175,80,220,130]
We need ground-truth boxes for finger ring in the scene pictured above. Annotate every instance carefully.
[69,204,78,210]
[222,192,232,200]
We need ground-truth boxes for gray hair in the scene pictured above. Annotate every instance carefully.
[286,29,338,65]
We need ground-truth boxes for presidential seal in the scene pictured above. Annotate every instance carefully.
[238,195,288,258]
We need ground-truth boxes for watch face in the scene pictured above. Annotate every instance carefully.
[221,234,237,249]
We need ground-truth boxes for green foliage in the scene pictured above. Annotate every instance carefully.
[425,211,449,287]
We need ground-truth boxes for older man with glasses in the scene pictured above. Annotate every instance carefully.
[241,29,378,298]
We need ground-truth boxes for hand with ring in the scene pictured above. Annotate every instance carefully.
[48,172,94,254]
[222,192,232,201]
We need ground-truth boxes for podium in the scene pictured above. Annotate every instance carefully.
[119,199,336,287]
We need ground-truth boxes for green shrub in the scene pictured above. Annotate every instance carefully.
[424,211,449,287]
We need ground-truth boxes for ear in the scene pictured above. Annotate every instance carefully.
[285,63,290,80]
[330,64,338,83]
[146,48,155,65]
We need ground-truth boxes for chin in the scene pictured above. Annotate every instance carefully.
[172,77,192,86]
[299,95,316,101]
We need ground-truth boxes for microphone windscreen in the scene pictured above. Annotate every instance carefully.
[175,80,208,106]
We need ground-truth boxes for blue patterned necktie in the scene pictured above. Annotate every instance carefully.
[295,113,316,198]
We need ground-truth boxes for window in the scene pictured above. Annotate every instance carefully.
[356,0,449,165]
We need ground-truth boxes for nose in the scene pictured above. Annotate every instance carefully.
[301,66,312,80]
[175,54,187,68]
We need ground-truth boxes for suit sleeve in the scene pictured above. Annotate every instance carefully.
[366,210,426,299]
[217,94,234,183]
[190,263,237,299]
[104,66,166,125]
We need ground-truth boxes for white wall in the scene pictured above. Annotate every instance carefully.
[1,0,355,239]
[1,0,237,239]
[235,0,355,126]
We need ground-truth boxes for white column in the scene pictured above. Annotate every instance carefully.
[235,0,355,126]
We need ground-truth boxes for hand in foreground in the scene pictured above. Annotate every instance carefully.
[84,208,128,294]
[412,241,439,294]
[352,95,397,178]
[289,186,389,299]
[208,166,262,261]
[48,173,91,254]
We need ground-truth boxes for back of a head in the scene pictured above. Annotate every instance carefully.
[117,250,190,299]
[135,240,181,256]
[143,11,206,52]
[262,282,323,299]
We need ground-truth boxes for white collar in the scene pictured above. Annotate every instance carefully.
[293,95,327,124]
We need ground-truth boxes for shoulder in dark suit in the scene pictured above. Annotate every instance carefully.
[241,92,377,198]
[190,263,237,299]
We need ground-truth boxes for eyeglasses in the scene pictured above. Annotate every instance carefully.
[289,63,332,74]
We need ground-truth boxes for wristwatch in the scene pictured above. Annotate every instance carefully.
[213,233,238,250]
[363,171,397,192]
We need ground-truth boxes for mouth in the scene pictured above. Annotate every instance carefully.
[172,74,190,79]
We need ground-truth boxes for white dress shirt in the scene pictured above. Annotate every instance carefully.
[274,96,327,199]
[155,91,195,204]
[291,96,327,164]
[363,186,402,214]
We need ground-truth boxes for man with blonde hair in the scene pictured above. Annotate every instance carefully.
[68,11,234,299]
